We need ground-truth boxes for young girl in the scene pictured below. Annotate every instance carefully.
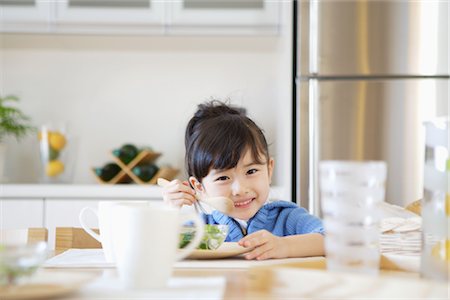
[162,101,324,260]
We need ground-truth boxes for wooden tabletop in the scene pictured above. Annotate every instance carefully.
[29,251,447,299]
[172,258,427,300]
[174,268,256,299]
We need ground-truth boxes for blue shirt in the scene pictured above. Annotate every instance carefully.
[202,200,325,242]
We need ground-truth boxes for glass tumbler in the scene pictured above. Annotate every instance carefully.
[319,160,387,275]
[38,123,73,183]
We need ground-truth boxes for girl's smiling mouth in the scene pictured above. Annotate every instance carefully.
[234,198,255,208]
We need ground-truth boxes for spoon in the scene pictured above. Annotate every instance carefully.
[157,178,234,214]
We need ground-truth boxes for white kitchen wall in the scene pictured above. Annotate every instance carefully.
[0,4,293,198]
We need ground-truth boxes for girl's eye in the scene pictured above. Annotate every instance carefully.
[247,168,258,175]
[215,176,229,181]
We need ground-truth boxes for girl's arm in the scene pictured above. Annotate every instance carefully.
[282,233,325,258]
[238,231,325,260]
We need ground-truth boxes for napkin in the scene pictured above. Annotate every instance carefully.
[380,217,421,233]
[44,249,114,268]
[379,217,422,259]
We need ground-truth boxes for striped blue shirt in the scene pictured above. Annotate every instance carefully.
[202,200,325,242]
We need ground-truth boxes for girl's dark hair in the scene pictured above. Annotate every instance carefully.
[185,100,269,181]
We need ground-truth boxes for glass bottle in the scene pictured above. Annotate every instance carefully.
[112,144,139,165]
[95,162,121,182]
[132,164,159,182]
[421,118,449,281]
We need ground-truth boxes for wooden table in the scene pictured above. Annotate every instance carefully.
[4,251,444,300]
[172,257,435,300]
[57,260,443,299]
[174,268,256,299]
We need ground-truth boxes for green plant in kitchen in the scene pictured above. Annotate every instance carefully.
[112,144,139,164]
[0,95,35,142]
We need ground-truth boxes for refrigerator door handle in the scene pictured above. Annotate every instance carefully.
[309,79,320,216]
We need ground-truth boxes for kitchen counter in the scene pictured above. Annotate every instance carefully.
[0,184,287,200]
[0,184,163,199]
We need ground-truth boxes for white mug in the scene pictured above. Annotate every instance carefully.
[79,201,148,263]
[111,202,204,289]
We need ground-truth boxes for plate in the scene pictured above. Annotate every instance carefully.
[186,242,251,259]
[0,270,95,300]
[381,253,420,272]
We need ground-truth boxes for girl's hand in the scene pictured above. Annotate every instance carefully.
[162,179,197,208]
[238,230,288,260]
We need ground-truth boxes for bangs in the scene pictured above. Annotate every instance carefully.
[188,115,268,180]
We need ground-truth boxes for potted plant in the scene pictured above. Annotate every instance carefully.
[0,95,35,181]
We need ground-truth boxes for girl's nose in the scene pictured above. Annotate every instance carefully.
[231,179,248,196]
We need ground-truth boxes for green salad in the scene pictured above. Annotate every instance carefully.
[179,224,228,250]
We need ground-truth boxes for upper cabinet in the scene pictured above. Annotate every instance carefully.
[0,0,51,33]
[168,0,280,35]
[0,0,279,35]
[53,0,165,34]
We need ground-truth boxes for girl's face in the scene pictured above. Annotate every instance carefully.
[190,148,274,221]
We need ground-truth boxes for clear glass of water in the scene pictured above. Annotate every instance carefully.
[319,160,387,275]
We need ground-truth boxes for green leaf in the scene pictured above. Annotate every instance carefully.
[0,95,35,142]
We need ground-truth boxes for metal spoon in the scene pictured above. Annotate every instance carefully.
[157,178,234,214]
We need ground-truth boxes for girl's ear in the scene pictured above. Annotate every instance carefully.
[189,176,204,193]
[268,158,275,184]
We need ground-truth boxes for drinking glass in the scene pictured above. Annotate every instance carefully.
[421,118,449,281]
[38,123,73,183]
[319,160,387,275]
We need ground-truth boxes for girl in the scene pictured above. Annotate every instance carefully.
[163,100,324,260]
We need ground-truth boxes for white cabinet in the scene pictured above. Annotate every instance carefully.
[1,184,164,249]
[53,0,165,34]
[0,0,51,33]
[168,0,280,34]
[0,0,279,34]
[0,199,44,229]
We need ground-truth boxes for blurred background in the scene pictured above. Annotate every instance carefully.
[0,0,449,209]
[0,0,292,197]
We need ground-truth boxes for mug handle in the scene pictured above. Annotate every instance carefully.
[78,206,102,243]
[175,213,205,261]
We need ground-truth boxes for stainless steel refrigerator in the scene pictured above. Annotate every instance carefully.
[294,0,449,215]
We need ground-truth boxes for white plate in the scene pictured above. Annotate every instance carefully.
[186,242,251,259]
[0,270,95,300]
[382,253,420,272]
